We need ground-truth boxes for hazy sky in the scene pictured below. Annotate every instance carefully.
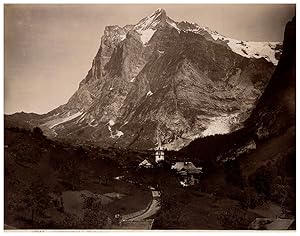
[4,4,296,114]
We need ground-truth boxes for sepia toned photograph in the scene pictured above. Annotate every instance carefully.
[4,3,296,231]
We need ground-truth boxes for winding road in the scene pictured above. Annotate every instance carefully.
[121,190,161,221]
[116,189,161,229]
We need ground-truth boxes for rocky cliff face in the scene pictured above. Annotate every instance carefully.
[245,16,295,139]
[7,9,282,150]
[181,16,295,163]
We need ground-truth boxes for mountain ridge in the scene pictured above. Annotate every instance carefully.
[5,8,283,150]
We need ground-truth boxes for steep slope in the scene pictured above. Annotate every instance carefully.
[177,18,295,226]
[181,16,295,165]
[6,8,282,150]
[245,16,296,139]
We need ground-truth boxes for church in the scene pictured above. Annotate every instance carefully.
[154,146,165,163]
[154,126,165,163]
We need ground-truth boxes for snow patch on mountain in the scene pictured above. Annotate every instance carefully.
[224,38,279,65]
[133,9,160,45]
[183,23,280,65]
[115,130,124,138]
[134,8,163,31]
[52,113,60,117]
[166,18,180,32]
[137,28,156,45]
[48,111,83,129]
[161,113,241,150]
[119,121,129,129]
[120,34,126,41]
[107,124,113,135]
[88,119,98,127]
[107,120,124,138]
[202,114,239,137]
[108,120,115,126]
[77,112,87,124]
[203,27,280,65]
[147,91,153,96]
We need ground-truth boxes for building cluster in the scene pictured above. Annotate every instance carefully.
[138,146,203,187]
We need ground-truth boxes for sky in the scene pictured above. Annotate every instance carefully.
[4,4,296,114]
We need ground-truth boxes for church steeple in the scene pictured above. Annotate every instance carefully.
[155,124,164,163]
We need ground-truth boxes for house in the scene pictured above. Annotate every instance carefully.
[171,162,203,173]
[138,159,153,168]
[171,162,203,187]
[152,191,161,198]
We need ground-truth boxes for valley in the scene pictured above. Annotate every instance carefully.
[4,7,295,231]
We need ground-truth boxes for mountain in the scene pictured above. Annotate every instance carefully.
[5,8,283,150]
[181,16,295,165]
[245,16,295,139]
[164,17,296,229]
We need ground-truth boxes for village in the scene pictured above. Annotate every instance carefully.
[107,135,204,229]
[138,146,203,187]
[4,125,295,230]
[137,130,203,188]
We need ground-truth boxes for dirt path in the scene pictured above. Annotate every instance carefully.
[130,198,160,221]
[116,189,161,229]
[121,190,161,221]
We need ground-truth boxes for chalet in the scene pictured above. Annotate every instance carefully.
[152,190,161,198]
[138,159,153,168]
[171,162,203,187]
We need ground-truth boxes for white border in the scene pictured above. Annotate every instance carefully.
[1,1,297,236]
[0,0,298,4]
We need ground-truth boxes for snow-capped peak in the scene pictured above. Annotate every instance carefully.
[134,8,167,31]
[134,8,181,45]
[183,23,281,65]
[106,9,281,63]
[150,8,166,17]
[204,28,281,65]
